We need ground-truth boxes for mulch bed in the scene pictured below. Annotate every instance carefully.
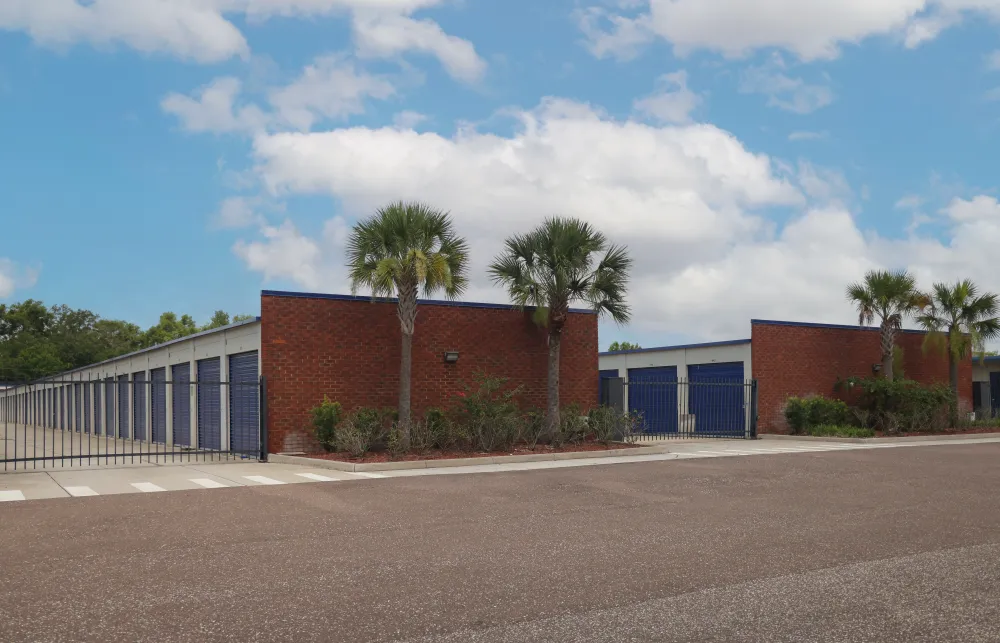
[302,441,641,464]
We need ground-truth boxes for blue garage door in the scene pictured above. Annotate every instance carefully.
[992,372,1000,418]
[133,372,147,441]
[118,375,131,439]
[105,379,115,438]
[229,352,259,456]
[172,363,191,447]
[628,366,678,434]
[197,358,222,451]
[688,362,746,437]
[60,387,66,431]
[74,384,82,432]
[151,368,167,444]
[82,384,91,434]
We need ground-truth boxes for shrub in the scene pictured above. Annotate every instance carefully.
[310,396,343,452]
[552,403,588,446]
[844,377,955,433]
[784,396,852,434]
[520,409,547,450]
[454,372,524,452]
[410,408,466,452]
[806,425,875,438]
[587,406,631,445]
[336,407,393,458]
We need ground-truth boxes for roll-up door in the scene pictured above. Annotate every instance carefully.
[197,358,221,451]
[228,352,259,456]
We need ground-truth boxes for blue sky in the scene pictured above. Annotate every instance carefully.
[2,0,1000,350]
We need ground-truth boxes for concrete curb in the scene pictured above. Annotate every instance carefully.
[760,432,1000,444]
[269,445,669,472]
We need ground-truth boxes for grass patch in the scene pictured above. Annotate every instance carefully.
[806,425,875,438]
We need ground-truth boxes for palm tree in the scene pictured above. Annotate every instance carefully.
[917,280,1000,396]
[846,269,926,381]
[489,217,632,435]
[347,202,469,442]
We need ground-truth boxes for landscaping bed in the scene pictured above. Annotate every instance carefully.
[302,441,641,464]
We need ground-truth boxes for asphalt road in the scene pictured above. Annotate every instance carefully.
[2,444,999,642]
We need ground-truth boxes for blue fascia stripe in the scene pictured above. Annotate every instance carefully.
[261,290,597,314]
[599,338,751,357]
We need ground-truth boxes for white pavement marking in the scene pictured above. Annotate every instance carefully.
[347,471,387,479]
[65,486,99,497]
[296,473,338,482]
[190,478,229,489]
[0,490,26,502]
[131,482,166,493]
[244,475,286,485]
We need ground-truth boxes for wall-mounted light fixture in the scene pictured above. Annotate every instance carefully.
[872,363,882,374]
[443,351,460,364]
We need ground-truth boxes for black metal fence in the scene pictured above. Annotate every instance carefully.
[0,377,267,471]
[601,377,758,440]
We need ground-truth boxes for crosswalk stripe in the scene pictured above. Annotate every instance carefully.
[244,475,286,485]
[347,471,387,479]
[65,486,98,497]
[131,482,166,493]
[190,478,229,489]
[296,473,338,482]
[0,490,25,502]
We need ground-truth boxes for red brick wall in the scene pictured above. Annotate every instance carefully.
[261,293,599,453]
[752,321,972,433]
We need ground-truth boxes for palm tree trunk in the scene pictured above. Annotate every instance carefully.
[396,282,418,445]
[947,336,959,396]
[880,323,895,381]
[547,330,561,439]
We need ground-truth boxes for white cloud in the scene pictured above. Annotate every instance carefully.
[0,0,249,63]
[579,0,1000,61]
[161,77,267,134]
[894,194,924,209]
[576,6,654,60]
[740,55,834,114]
[392,110,427,129]
[230,98,1000,342]
[633,71,701,124]
[0,259,39,299]
[215,196,265,229]
[352,12,486,82]
[269,55,395,131]
[788,130,828,141]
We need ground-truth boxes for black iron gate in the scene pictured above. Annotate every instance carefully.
[601,377,758,440]
[0,377,268,471]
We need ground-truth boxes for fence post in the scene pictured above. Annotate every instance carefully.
[750,380,759,439]
[259,375,268,462]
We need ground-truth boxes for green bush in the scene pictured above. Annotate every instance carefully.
[551,404,588,447]
[454,372,524,452]
[844,377,955,433]
[409,408,466,452]
[310,396,343,452]
[587,406,632,445]
[784,396,852,434]
[520,409,547,449]
[335,407,393,458]
[806,425,875,438]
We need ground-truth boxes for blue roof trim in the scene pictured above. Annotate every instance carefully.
[26,317,262,383]
[975,355,1000,364]
[751,319,930,335]
[262,290,597,314]
[599,338,751,356]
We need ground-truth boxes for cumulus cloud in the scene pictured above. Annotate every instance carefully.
[352,12,486,82]
[269,55,396,131]
[633,71,702,124]
[0,0,481,82]
[227,99,1000,342]
[578,0,1000,61]
[740,55,834,114]
[576,6,655,60]
[0,259,39,299]
[162,77,268,134]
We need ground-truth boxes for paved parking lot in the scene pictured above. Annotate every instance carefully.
[2,442,999,642]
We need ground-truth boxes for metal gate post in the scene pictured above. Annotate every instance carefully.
[259,375,268,462]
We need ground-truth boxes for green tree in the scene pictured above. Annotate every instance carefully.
[846,269,926,382]
[490,217,632,435]
[346,201,470,442]
[141,312,198,347]
[233,313,255,323]
[203,310,231,330]
[916,280,1000,396]
[608,341,641,352]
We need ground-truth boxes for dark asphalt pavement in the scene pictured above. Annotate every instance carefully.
[2,444,999,642]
